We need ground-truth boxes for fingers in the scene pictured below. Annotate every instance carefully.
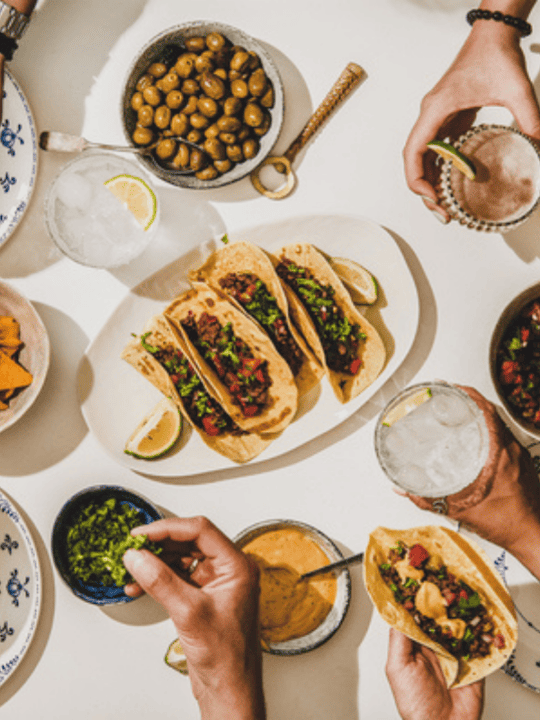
[132,516,239,561]
[123,547,197,611]
[508,82,540,141]
[387,627,415,673]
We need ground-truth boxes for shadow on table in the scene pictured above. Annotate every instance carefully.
[0,494,55,708]
[263,544,372,720]
[0,304,88,476]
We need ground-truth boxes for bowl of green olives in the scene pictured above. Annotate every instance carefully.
[122,21,284,189]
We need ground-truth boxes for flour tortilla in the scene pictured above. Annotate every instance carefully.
[121,314,273,463]
[165,285,298,435]
[269,243,386,403]
[190,240,323,396]
[363,526,518,688]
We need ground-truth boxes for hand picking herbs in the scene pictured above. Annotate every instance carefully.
[66,497,162,587]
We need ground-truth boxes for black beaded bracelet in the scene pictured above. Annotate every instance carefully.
[466,8,532,36]
[0,32,17,61]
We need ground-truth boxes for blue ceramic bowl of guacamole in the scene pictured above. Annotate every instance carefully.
[52,485,163,605]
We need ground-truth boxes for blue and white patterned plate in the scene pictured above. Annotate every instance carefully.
[0,490,41,687]
[0,68,37,250]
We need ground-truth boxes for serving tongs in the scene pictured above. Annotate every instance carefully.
[39,131,205,175]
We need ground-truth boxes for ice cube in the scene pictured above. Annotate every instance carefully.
[431,392,471,427]
[56,171,93,211]
[394,464,433,494]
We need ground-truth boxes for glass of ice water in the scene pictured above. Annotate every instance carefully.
[374,381,490,499]
[438,124,540,232]
[45,152,159,268]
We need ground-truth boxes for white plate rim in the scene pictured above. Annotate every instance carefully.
[0,489,42,687]
[0,68,38,249]
[80,214,420,476]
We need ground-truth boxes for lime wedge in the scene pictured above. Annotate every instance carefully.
[165,638,189,674]
[382,388,432,427]
[426,140,476,180]
[329,257,378,305]
[104,174,157,230]
[124,397,181,459]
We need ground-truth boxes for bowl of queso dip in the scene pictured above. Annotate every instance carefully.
[235,519,351,655]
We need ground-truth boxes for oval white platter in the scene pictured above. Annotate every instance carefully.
[0,69,38,250]
[80,215,419,477]
[0,490,41,687]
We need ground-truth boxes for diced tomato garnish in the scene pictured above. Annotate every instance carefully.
[408,544,429,568]
[403,599,414,611]
[242,404,259,417]
[349,358,362,375]
[229,383,241,395]
[255,369,265,383]
[170,374,179,384]
[521,328,530,344]
[202,416,220,436]
[494,634,506,649]
[458,589,469,601]
[442,589,456,605]
[501,360,519,385]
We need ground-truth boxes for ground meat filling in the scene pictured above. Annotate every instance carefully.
[141,334,242,436]
[497,299,540,426]
[181,311,271,417]
[275,258,366,375]
[379,541,504,661]
[219,272,304,376]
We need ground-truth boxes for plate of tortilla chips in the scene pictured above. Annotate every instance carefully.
[80,215,419,476]
[0,281,49,434]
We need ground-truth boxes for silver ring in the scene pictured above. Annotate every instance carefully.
[187,558,199,575]
[432,498,448,515]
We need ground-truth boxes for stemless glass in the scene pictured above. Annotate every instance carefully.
[438,124,540,232]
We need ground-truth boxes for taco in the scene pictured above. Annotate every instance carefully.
[364,526,518,688]
[270,243,386,403]
[189,241,323,396]
[121,314,272,463]
[165,285,298,435]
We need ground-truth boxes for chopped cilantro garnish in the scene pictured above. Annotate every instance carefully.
[221,234,229,244]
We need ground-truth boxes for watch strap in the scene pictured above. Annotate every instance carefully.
[0,2,30,41]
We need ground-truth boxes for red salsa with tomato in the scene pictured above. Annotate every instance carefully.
[275,259,366,375]
[140,333,242,437]
[181,312,271,418]
[219,272,304,376]
[496,299,540,426]
[379,540,505,661]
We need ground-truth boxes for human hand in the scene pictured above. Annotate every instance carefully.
[404,386,540,579]
[403,19,540,222]
[123,516,265,720]
[386,628,484,720]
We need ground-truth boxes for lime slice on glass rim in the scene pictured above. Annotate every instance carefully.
[329,257,378,305]
[382,388,432,427]
[124,397,182,459]
[104,174,157,230]
[165,638,189,674]
[426,140,476,180]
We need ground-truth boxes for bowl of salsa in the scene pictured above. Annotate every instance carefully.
[490,282,540,438]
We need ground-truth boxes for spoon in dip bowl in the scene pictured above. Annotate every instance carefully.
[300,551,364,580]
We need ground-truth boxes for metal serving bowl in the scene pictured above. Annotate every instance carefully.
[121,20,284,189]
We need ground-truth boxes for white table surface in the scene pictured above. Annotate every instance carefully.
[2,0,540,718]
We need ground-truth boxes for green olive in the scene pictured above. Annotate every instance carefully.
[142,85,161,107]
[161,72,180,93]
[203,137,226,160]
[253,112,271,136]
[196,165,219,180]
[261,85,274,109]
[154,105,172,130]
[200,73,226,100]
[130,91,144,111]
[214,158,233,174]
[148,62,167,78]
[205,123,220,139]
[187,129,203,144]
[182,78,199,95]
[206,32,226,52]
[226,144,244,163]
[190,112,210,130]
[218,132,237,145]
[172,143,190,168]
[190,148,209,172]
[197,96,219,118]
[137,104,154,127]
[170,113,189,136]
[243,137,259,159]
[247,51,261,71]
[185,36,206,53]
[217,115,242,133]
[231,79,249,99]
[230,50,250,73]
[243,102,264,127]
[248,69,268,98]
[175,54,196,78]
[195,53,214,74]
[132,127,153,145]
[166,90,184,110]
[155,139,176,160]
[136,73,153,92]
[183,95,199,115]
[223,96,243,116]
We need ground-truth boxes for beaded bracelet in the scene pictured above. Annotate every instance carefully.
[466,8,532,37]
[0,32,17,61]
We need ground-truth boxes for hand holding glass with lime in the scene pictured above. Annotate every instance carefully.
[45,152,159,268]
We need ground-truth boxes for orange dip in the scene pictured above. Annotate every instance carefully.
[242,528,338,644]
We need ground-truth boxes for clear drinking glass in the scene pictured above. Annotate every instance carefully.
[374,381,490,498]
[437,124,540,232]
[45,151,159,268]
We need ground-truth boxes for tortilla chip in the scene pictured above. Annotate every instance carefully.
[121,315,274,463]
[165,285,298,435]
[269,243,386,404]
[363,526,518,688]
[0,349,33,391]
[189,240,323,396]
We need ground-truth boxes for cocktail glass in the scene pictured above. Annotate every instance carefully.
[374,381,490,502]
[437,124,540,232]
[45,151,159,268]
